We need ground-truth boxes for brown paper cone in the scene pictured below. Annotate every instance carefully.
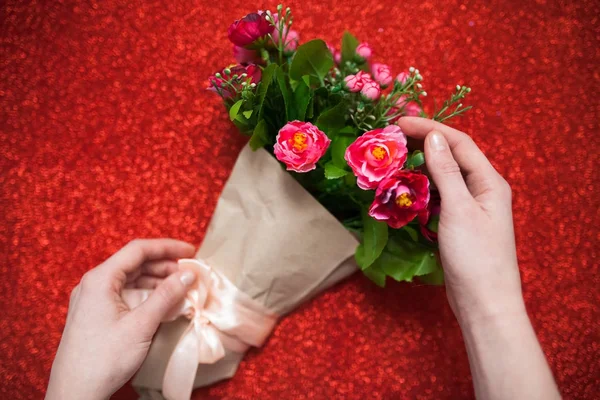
[132,146,359,397]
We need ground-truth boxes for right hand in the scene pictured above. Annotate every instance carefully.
[398,117,525,325]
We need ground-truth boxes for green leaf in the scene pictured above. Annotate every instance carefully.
[402,225,419,242]
[256,64,278,119]
[407,150,425,168]
[276,67,292,121]
[293,79,311,121]
[362,263,387,287]
[249,119,269,150]
[331,136,353,168]
[289,40,333,86]
[355,209,388,269]
[382,237,439,281]
[316,101,347,132]
[418,266,445,285]
[341,31,359,65]
[229,100,243,121]
[242,110,253,119]
[427,215,439,233]
[324,162,348,179]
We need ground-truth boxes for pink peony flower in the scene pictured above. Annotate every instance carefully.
[274,121,331,173]
[344,125,408,190]
[207,64,261,99]
[361,80,381,100]
[228,12,274,47]
[233,45,261,64]
[369,171,430,229]
[396,72,409,85]
[356,43,372,60]
[371,63,393,88]
[344,74,364,92]
[418,189,440,241]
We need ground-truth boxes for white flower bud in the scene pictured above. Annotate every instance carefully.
[416,74,423,81]
[456,85,461,91]
[417,83,422,88]
[415,69,420,74]
[409,66,415,72]
[421,91,428,96]
[250,83,256,88]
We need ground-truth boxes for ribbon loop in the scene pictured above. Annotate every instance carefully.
[123,259,278,400]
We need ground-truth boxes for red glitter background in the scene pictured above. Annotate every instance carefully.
[1,0,599,399]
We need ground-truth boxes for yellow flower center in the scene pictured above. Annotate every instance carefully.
[291,132,308,152]
[396,192,413,208]
[371,146,387,161]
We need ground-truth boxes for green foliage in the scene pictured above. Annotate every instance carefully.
[293,79,311,120]
[249,119,269,150]
[406,150,425,169]
[289,40,333,86]
[324,162,348,179]
[330,135,353,169]
[316,101,348,133]
[276,67,292,121]
[355,209,388,270]
[256,64,278,120]
[341,31,359,66]
[229,100,243,121]
[370,236,440,283]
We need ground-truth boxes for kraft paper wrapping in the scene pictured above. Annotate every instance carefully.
[132,146,359,399]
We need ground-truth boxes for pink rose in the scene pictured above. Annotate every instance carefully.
[387,95,422,122]
[396,72,409,85]
[233,45,261,64]
[228,12,274,47]
[344,125,408,190]
[207,64,261,99]
[369,170,430,229]
[274,121,331,173]
[282,29,299,52]
[371,63,393,88]
[361,80,381,100]
[344,74,364,92]
[356,43,372,60]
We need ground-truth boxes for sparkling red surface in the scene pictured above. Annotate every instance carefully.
[1,0,599,399]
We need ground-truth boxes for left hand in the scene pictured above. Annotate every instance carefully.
[46,239,197,400]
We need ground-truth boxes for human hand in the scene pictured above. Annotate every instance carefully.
[46,239,197,400]
[398,117,525,325]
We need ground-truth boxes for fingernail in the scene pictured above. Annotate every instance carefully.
[180,271,196,286]
[430,131,447,151]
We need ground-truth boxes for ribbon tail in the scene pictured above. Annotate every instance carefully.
[162,322,200,400]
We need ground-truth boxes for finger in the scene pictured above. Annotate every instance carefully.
[130,270,196,332]
[133,276,164,289]
[424,131,473,203]
[398,117,498,176]
[125,260,180,283]
[100,239,195,276]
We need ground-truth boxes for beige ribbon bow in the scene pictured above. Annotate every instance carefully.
[123,259,278,400]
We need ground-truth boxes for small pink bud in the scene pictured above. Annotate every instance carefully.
[344,74,364,92]
[371,63,393,88]
[334,51,341,65]
[396,72,409,84]
[355,43,372,60]
[361,80,381,100]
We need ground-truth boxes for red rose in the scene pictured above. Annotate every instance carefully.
[418,189,440,241]
[227,12,274,47]
[369,171,430,229]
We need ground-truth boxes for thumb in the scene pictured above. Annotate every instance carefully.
[424,131,472,203]
[132,270,196,333]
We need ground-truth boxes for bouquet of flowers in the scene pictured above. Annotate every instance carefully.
[128,6,471,400]
[210,5,471,286]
